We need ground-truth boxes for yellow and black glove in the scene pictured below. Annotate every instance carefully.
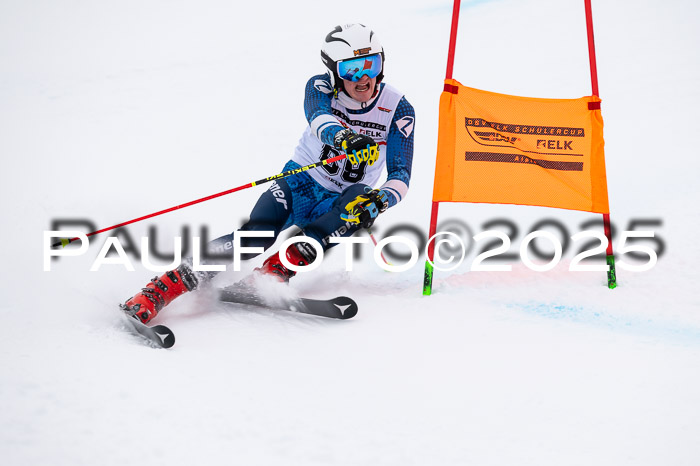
[341,187,389,229]
[334,129,379,166]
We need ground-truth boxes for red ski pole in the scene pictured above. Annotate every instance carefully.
[52,154,347,248]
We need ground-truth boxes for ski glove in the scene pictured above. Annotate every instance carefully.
[341,187,389,229]
[334,129,379,166]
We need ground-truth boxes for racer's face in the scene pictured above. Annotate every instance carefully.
[343,75,377,102]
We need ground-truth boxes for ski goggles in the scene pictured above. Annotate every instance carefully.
[337,54,382,82]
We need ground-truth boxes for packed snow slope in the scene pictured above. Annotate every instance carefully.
[1,0,699,465]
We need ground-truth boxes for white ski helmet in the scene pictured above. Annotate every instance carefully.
[321,24,385,92]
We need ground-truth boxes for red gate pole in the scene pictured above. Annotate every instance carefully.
[584,0,617,289]
[424,0,462,295]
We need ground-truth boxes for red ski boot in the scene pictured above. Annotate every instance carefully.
[255,242,317,282]
[122,267,197,324]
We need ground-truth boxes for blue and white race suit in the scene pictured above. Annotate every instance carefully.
[209,73,415,260]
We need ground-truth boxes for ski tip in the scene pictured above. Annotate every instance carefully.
[151,325,176,348]
[119,304,176,349]
[331,296,358,319]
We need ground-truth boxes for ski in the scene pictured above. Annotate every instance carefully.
[218,285,358,320]
[118,304,176,348]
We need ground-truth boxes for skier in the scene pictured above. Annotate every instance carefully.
[122,23,415,324]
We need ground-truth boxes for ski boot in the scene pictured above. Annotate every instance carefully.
[255,242,317,283]
[121,265,199,324]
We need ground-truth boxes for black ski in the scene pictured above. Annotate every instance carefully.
[219,285,358,320]
[118,304,176,348]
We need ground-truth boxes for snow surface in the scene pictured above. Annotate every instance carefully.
[2,0,699,465]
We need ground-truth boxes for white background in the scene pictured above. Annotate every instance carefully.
[1,0,699,465]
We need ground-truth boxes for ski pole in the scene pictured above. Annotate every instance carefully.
[52,154,347,248]
[367,227,392,267]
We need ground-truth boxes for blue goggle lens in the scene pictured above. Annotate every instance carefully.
[337,54,382,82]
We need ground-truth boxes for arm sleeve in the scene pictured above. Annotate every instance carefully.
[380,96,415,208]
[304,74,346,147]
